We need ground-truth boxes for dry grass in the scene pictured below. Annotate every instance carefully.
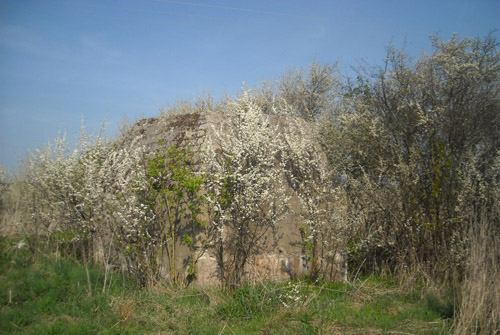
[112,296,137,325]
[452,215,500,335]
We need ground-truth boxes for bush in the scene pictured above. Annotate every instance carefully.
[321,33,500,278]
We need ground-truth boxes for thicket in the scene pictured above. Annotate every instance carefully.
[0,33,498,333]
[325,35,499,281]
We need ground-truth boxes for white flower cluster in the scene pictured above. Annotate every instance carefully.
[201,91,348,284]
[278,282,305,309]
[202,92,290,284]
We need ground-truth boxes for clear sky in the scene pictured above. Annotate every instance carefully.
[1,0,499,171]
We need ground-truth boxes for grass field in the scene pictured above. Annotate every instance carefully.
[0,238,452,334]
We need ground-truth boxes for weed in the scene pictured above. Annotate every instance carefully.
[0,246,453,334]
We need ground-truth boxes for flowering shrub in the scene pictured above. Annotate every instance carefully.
[281,117,348,280]
[321,34,500,276]
[202,92,348,287]
[203,93,289,288]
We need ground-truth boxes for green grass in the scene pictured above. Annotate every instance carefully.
[0,237,452,334]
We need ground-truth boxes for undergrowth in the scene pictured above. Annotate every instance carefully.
[0,237,452,335]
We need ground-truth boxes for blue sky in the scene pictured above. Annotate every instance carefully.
[1,0,499,171]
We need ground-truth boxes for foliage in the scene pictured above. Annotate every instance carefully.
[96,139,209,286]
[1,34,498,311]
[12,126,111,260]
[275,62,341,120]
[0,238,138,335]
[321,33,500,276]
[204,93,289,289]
[0,243,451,334]
[282,117,348,280]
[141,142,207,285]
